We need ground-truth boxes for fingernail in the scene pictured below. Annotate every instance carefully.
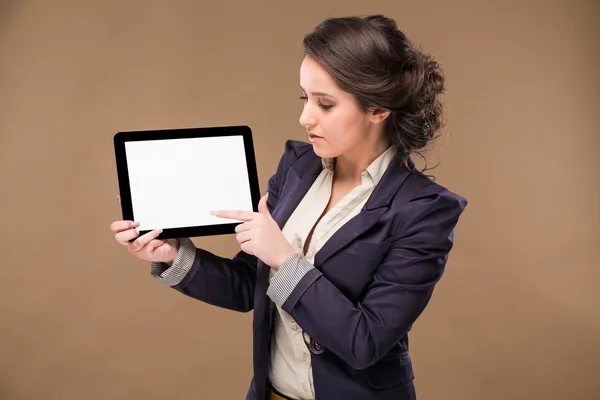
[132,222,140,227]
[211,211,218,216]
[157,229,163,233]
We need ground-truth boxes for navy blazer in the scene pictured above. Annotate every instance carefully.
[170,140,467,400]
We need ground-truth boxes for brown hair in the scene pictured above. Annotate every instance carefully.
[302,14,446,175]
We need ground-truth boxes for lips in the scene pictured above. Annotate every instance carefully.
[308,133,323,143]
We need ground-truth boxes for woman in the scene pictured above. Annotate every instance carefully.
[111,14,467,400]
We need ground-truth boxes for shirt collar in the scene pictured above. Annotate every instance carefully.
[321,145,397,186]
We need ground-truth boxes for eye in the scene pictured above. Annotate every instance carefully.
[299,96,333,111]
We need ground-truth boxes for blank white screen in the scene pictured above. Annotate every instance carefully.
[124,135,252,231]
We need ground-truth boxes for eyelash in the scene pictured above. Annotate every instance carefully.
[299,96,333,111]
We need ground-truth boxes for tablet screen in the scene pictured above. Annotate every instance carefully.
[114,126,261,239]
[125,135,251,230]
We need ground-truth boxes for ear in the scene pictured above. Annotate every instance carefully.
[367,107,391,124]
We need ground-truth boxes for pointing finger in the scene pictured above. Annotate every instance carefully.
[211,210,256,221]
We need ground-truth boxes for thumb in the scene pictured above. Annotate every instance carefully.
[258,192,271,217]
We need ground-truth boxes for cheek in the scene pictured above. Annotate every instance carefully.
[327,112,366,144]
[326,108,357,133]
[312,107,367,156]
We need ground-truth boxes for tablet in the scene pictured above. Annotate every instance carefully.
[114,125,261,240]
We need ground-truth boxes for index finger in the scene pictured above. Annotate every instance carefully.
[211,210,256,221]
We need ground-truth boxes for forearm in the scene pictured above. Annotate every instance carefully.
[281,269,432,370]
[266,252,436,370]
[171,246,258,312]
[151,238,258,312]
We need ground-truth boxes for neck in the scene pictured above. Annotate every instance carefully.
[333,138,391,185]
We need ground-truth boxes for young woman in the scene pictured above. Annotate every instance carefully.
[111,14,467,400]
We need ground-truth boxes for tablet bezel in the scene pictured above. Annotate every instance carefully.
[114,125,261,241]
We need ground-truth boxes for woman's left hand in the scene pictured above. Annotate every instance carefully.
[211,193,296,270]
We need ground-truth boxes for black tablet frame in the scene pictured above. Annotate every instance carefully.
[114,125,261,241]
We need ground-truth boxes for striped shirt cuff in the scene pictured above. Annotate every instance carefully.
[266,252,315,307]
[150,237,196,286]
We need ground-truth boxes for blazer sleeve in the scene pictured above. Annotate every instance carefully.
[149,139,301,313]
[272,185,468,369]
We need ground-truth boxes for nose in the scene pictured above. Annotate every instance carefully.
[298,102,316,129]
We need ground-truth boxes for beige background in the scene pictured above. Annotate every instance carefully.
[1,0,599,399]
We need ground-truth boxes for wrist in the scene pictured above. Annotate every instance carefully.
[274,248,297,271]
[166,239,181,265]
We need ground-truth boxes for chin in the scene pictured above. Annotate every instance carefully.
[310,143,326,156]
[309,138,342,158]
[311,146,337,159]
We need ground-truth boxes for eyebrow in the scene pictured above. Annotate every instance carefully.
[300,85,336,99]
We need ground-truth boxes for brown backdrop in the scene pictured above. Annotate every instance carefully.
[1,0,598,399]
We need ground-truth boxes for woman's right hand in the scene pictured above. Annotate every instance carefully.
[111,195,179,264]
[110,220,180,264]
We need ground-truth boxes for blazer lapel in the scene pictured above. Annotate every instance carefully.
[262,146,417,273]
[271,155,323,230]
[314,156,416,266]
[257,152,323,290]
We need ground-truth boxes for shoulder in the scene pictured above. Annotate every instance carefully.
[272,139,319,177]
[268,140,318,194]
[408,174,467,214]
[282,139,314,160]
[391,172,468,241]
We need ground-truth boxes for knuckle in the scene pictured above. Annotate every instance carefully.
[132,238,144,251]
